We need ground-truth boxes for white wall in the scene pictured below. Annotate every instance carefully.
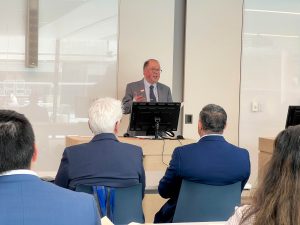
[183,0,243,145]
[117,0,176,134]
[240,0,300,186]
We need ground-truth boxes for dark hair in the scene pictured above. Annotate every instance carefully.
[199,104,227,132]
[0,110,35,173]
[143,59,158,70]
[240,125,300,225]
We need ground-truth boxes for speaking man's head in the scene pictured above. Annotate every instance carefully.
[143,59,161,84]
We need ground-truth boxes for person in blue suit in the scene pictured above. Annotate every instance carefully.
[154,104,251,223]
[55,97,146,196]
[0,110,100,225]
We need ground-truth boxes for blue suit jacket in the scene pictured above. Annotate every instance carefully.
[55,133,146,196]
[154,135,250,223]
[0,174,99,225]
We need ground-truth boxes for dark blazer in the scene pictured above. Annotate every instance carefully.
[122,79,173,114]
[154,135,251,223]
[0,174,99,225]
[55,133,146,196]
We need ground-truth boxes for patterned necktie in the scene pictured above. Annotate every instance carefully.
[149,85,157,102]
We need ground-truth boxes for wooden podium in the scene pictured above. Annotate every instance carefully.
[66,136,195,171]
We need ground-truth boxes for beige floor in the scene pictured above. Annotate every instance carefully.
[143,193,168,223]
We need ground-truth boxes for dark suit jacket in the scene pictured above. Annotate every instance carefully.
[0,174,99,225]
[55,133,146,196]
[122,79,173,114]
[154,135,251,223]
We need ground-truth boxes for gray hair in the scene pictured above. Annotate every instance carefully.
[199,104,227,132]
[88,97,123,135]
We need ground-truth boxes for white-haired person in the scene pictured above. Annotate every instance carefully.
[55,97,145,196]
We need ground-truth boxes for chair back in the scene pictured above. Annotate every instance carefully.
[76,184,144,224]
[172,180,241,222]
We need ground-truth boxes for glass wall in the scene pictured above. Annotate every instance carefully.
[240,0,300,184]
[0,0,119,171]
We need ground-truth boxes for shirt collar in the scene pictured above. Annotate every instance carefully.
[143,78,157,89]
[200,133,223,140]
[0,169,38,177]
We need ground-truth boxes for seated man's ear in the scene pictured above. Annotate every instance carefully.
[32,144,38,162]
[198,120,203,135]
[114,121,120,134]
[88,119,92,131]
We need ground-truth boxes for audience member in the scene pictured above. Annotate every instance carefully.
[226,125,300,225]
[0,110,100,225]
[154,104,251,223]
[55,97,145,196]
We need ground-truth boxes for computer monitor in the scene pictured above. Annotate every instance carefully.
[129,102,181,139]
[285,106,300,128]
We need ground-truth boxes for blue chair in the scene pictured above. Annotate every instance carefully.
[76,184,144,224]
[172,180,241,222]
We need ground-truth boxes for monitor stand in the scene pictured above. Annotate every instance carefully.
[154,117,161,139]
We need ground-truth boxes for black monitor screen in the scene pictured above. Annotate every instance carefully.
[129,102,181,134]
[285,106,300,128]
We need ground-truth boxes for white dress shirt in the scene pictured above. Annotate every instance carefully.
[143,79,158,102]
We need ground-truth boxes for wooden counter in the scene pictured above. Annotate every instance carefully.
[66,135,195,170]
[258,137,274,182]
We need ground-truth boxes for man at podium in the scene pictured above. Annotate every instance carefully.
[122,59,173,114]
[122,59,173,137]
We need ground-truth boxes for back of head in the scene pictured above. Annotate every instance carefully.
[0,110,35,173]
[242,125,300,225]
[88,97,123,135]
[199,104,227,133]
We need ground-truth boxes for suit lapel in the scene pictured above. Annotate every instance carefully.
[157,83,163,102]
[137,79,147,101]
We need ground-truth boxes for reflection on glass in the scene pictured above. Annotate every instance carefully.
[0,0,119,171]
[240,0,300,182]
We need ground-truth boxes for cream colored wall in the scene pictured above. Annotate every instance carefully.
[183,0,243,145]
[117,0,176,134]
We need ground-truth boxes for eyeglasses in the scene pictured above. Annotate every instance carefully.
[150,68,162,73]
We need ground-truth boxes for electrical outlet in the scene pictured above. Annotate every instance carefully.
[185,114,193,124]
[252,101,259,112]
